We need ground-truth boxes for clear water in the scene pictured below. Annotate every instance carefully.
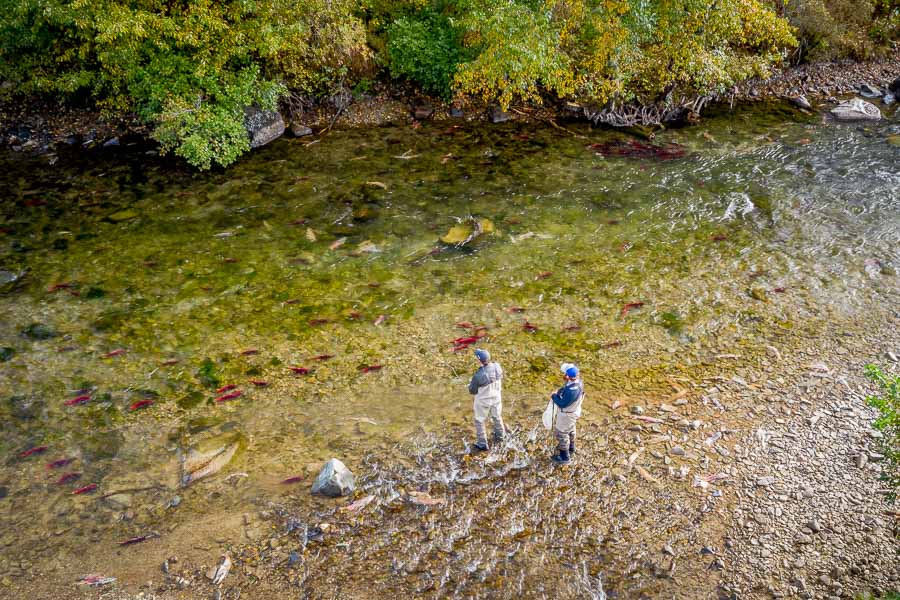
[0,101,897,596]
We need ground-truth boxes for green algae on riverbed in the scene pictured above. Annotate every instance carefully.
[0,100,897,596]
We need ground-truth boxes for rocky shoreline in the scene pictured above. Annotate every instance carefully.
[2,52,898,162]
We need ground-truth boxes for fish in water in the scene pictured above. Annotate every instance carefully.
[161,358,179,365]
[19,446,48,458]
[329,237,347,250]
[455,321,474,329]
[64,394,91,406]
[340,494,375,513]
[55,472,81,485]
[523,321,539,333]
[373,314,387,326]
[215,390,242,403]
[129,399,153,411]
[249,380,269,387]
[47,458,75,469]
[212,555,232,585]
[346,311,363,320]
[118,532,159,546]
[47,282,73,292]
[563,324,581,332]
[601,341,622,349]
[223,257,239,263]
[72,483,98,495]
[360,365,383,373]
[101,349,126,358]
[311,354,334,361]
[182,443,239,486]
[773,287,786,293]
[711,234,728,242]
[452,336,480,346]
[280,475,305,484]
[216,384,238,394]
[308,318,331,326]
[288,366,309,375]
[507,306,526,313]
[620,301,645,318]
[537,271,553,279]
[78,575,116,587]
[240,349,259,356]
[407,491,446,506]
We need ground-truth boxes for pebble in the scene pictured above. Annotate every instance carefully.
[670,446,686,456]
[756,476,776,487]
[630,406,645,415]
[795,533,812,544]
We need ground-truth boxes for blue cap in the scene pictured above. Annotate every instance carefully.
[474,349,490,363]
[565,366,579,378]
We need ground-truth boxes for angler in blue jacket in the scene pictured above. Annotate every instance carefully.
[550,364,584,465]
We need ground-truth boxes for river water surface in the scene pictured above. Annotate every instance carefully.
[0,102,898,598]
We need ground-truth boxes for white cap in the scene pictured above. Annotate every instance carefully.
[560,362,575,374]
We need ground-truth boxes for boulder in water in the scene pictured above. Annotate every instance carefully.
[311,458,355,497]
[790,95,812,110]
[858,83,882,99]
[488,106,510,124]
[889,76,900,97]
[830,98,881,122]
[21,322,57,340]
[290,122,313,138]
[884,94,896,107]
[0,268,27,293]
[244,107,285,148]
[413,101,434,120]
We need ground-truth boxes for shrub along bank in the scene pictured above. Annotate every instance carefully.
[1,0,897,169]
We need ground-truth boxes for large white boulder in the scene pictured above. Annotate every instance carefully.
[830,98,881,122]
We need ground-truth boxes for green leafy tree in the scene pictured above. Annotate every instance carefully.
[387,10,465,99]
[452,0,796,110]
[865,364,899,501]
[0,0,367,169]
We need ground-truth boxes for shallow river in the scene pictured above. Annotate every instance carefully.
[0,101,897,597]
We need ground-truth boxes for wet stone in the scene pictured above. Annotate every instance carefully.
[311,458,355,497]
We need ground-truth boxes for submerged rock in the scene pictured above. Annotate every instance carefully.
[21,322,57,340]
[181,438,240,486]
[0,347,14,362]
[245,107,285,148]
[830,98,881,122]
[0,268,28,293]
[311,458,355,497]
[8,394,43,419]
[107,209,139,223]
[440,218,495,246]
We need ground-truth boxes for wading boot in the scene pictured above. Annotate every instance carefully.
[472,441,488,453]
[569,440,576,455]
[492,430,505,445]
[551,449,571,465]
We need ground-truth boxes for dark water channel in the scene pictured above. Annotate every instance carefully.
[0,101,898,597]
